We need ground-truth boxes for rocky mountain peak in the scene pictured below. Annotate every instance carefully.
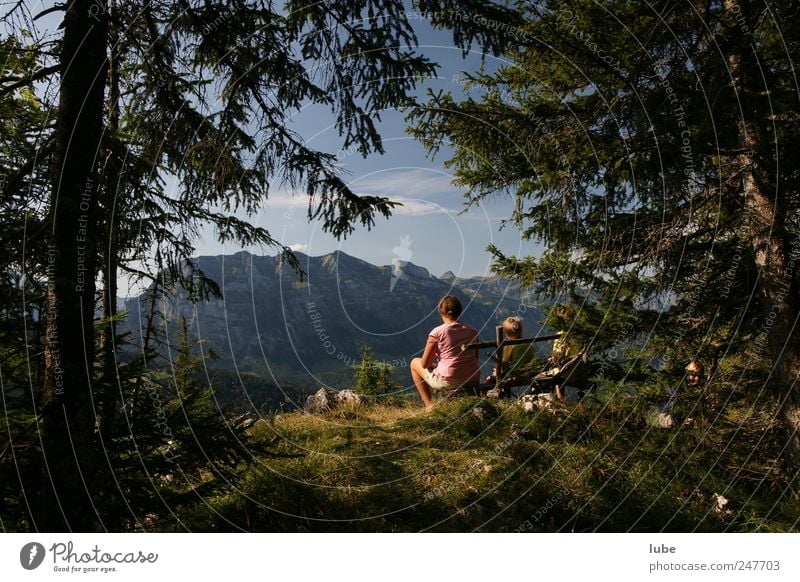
[124,250,542,382]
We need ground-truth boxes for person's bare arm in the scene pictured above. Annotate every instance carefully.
[420,336,437,369]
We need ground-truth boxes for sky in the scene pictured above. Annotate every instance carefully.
[10,1,545,286]
[192,10,545,279]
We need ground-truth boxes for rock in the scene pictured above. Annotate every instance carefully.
[305,387,364,414]
[472,405,498,421]
[233,413,258,429]
[658,412,675,429]
[485,387,503,399]
[305,387,337,413]
[336,389,363,407]
[521,393,554,412]
[713,492,734,516]
[520,394,536,412]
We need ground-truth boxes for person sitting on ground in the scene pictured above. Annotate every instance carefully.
[410,295,480,410]
[650,360,706,429]
[544,305,589,401]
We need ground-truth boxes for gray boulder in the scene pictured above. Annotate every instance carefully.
[336,389,363,407]
[520,393,554,412]
[305,387,363,414]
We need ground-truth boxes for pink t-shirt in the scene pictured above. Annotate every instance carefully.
[429,322,480,382]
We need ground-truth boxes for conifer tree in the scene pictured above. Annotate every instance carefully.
[411,0,800,475]
[2,0,436,529]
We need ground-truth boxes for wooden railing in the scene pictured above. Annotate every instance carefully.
[462,326,561,394]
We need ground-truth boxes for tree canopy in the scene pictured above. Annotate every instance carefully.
[1,0,437,530]
[410,0,800,475]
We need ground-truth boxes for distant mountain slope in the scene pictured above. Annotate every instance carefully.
[122,250,546,383]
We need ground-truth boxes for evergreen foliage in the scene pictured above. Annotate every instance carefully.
[353,346,400,397]
[409,0,800,478]
[1,0,436,530]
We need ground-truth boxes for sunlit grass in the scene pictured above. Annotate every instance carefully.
[179,390,799,532]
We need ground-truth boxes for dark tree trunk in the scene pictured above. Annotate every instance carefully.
[99,0,120,442]
[40,0,109,531]
[726,0,800,486]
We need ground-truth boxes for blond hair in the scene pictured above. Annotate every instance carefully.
[685,360,704,375]
[503,316,523,338]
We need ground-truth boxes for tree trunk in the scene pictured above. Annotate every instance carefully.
[726,0,800,485]
[99,0,120,442]
[99,250,118,439]
[40,0,108,531]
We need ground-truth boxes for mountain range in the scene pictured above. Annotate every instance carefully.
[122,250,546,389]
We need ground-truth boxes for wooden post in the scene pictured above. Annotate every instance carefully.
[495,325,504,394]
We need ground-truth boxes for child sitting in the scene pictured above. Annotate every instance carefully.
[528,305,591,400]
[501,316,537,381]
[486,316,538,397]
[410,295,480,410]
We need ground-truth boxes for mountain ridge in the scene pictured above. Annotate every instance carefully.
[123,250,545,386]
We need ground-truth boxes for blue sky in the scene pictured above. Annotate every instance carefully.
[194,12,545,279]
[13,2,546,296]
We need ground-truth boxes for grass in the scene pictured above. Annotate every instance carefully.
[175,386,799,532]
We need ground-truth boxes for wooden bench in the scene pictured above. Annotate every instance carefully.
[461,326,563,398]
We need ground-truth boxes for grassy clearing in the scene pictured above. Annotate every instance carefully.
[180,392,799,532]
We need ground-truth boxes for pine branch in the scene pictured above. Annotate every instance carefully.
[0,138,55,200]
[0,64,59,98]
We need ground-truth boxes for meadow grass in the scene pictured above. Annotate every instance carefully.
[183,392,799,532]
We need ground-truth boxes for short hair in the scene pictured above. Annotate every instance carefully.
[438,295,463,319]
[503,316,523,338]
[685,360,704,375]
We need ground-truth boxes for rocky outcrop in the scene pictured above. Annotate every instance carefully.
[305,388,364,413]
[520,393,555,412]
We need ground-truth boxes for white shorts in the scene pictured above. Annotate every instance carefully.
[422,369,454,391]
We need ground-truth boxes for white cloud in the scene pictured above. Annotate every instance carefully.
[390,197,450,216]
[265,190,305,210]
[265,187,451,217]
[350,168,460,198]
[263,168,462,214]
[288,243,310,252]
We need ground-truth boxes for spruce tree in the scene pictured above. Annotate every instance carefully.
[411,0,800,476]
[2,0,436,530]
